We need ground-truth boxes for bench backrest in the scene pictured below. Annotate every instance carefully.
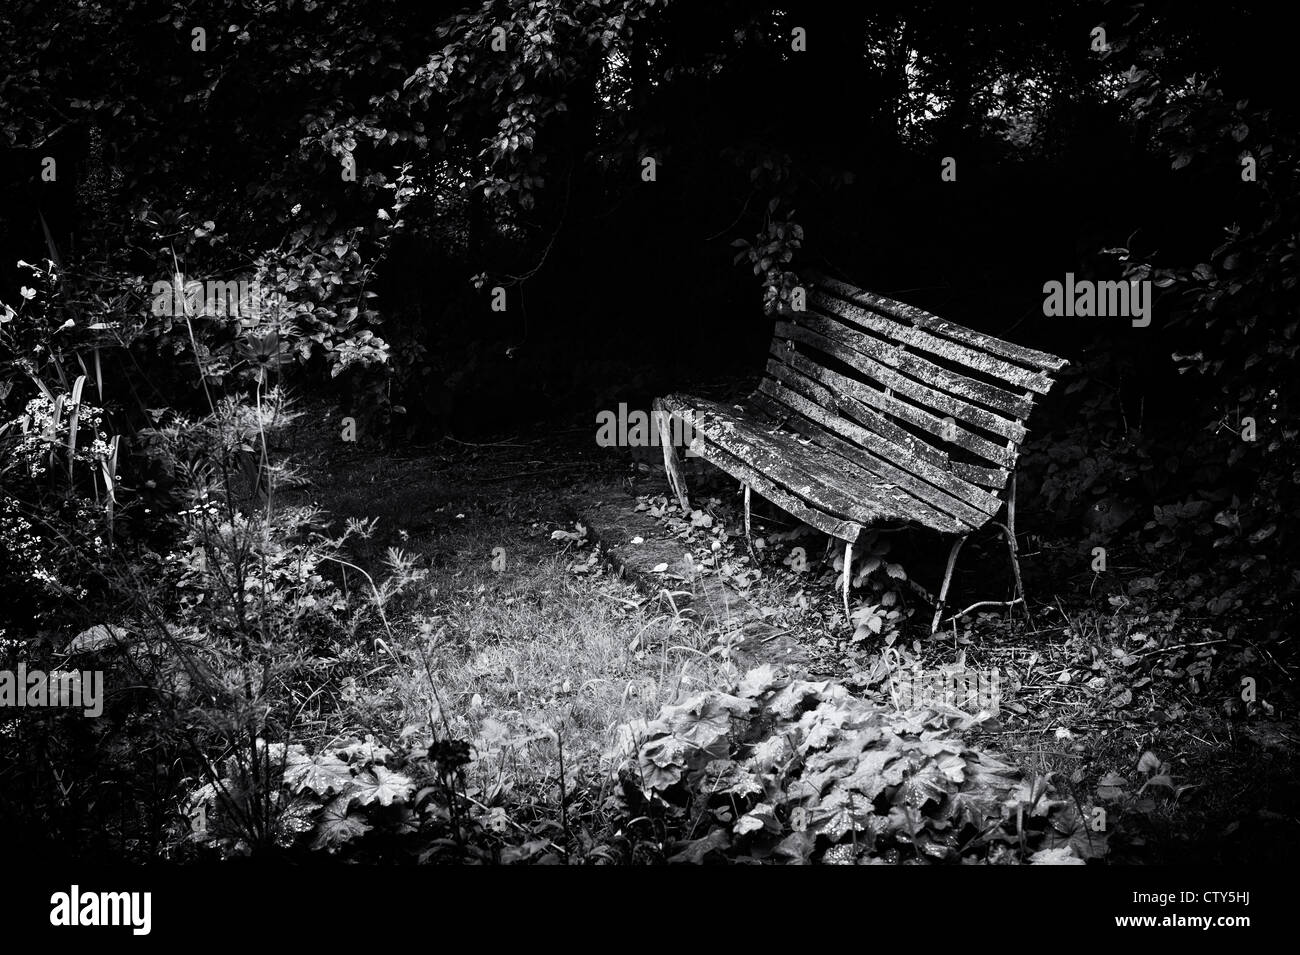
[753,272,1067,527]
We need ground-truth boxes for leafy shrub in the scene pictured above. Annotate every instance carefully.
[0,380,118,628]
[833,531,910,642]
[611,664,1106,864]
[1022,346,1295,625]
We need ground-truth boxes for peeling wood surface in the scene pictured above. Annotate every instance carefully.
[808,271,1069,374]
[773,321,1029,441]
[766,348,1017,476]
[783,310,1035,418]
[753,382,998,527]
[747,392,971,533]
[807,288,1058,394]
[664,396,914,532]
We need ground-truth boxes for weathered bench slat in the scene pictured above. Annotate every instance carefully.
[666,401,874,522]
[687,435,863,542]
[767,347,1018,473]
[774,321,1029,443]
[670,400,925,527]
[660,396,882,534]
[667,397,961,532]
[767,356,960,472]
[755,378,999,529]
[756,376,999,525]
[793,308,1034,418]
[765,355,1011,490]
[938,459,1008,490]
[807,288,1058,395]
[743,390,974,531]
[748,392,973,533]
[810,273,1068,374]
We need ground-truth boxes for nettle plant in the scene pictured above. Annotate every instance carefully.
[611,664,1104,864]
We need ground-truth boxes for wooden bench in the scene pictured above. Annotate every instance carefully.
[653,272,1068,632]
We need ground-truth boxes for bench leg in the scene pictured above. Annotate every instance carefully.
[843,540,853,623]
[930,536,967,634]
[991,521,1024,607]
[652,400,690,511]
[1004,473,1024,603]
[742,482,754,553]
[978,474,1030,625]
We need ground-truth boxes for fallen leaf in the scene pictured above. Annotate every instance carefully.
[1030,846,1085,865]
[1139,774,1176,794]
[1137,750,1162,774]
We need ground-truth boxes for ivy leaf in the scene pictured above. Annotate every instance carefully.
[1096,773,1128,801]
[840,748,901,800]
[746,734,791,773]
[704,759,763,798]
[658,693,750,749]
[937,753,968,784]
[767,679,834,719]
[734,803,780,836]
[737,664,778,699]
[284,750,353,795]
[1030,846,1085,865]
[895,765,954,808]
[809,786,872,841]
[638,735,691,790]
[667,829,730,864]
[773,830,815,864]
[311,795,372,851]
[1141,773,1176,792]
[351,766,414,806]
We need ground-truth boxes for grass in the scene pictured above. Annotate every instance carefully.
[277,414,730,831]
[380,553,727,797]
